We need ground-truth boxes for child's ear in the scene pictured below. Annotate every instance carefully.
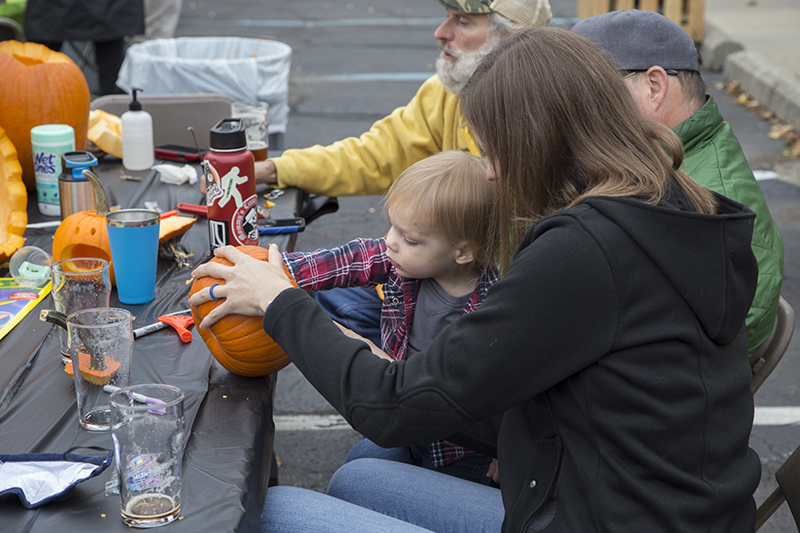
[454,244,475,265]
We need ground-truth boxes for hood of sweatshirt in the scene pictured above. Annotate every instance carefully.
[585,191,757,345]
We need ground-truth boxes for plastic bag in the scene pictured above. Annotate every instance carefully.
[116,37,291,135]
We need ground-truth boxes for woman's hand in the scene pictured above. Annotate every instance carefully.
[188,243,294,329]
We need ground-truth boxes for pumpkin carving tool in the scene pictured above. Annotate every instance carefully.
[133,309,194,342]
[40,309,120,385]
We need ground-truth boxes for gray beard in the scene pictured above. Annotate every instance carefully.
[435,34,499,96]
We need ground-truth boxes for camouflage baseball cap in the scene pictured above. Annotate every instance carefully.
[437,0,493,14]
[437,0,552,27]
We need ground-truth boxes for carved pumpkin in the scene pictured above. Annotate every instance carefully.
[190,245,297,377]
[52,171,199,284]
[52,170,115,283]
[0,126,27,263]
[0,41,91,191]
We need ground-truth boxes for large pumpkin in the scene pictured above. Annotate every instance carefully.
[0,41,90,191]
[0,126,27,263]
[190,245,297,377]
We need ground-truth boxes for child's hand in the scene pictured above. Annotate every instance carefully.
[334,321,392,360]
[486,458,500,484]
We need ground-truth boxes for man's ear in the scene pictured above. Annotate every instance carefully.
[454,244,475,265]
[642,66,671,112]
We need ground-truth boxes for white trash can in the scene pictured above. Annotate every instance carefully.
[116,37,292,136]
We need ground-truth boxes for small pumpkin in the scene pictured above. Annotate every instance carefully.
[51,170,115,282]
[0,41,90,191]
[0,125,27,263]
[189,245,297,377]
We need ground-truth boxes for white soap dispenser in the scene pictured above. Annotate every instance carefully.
[121,87,154,171]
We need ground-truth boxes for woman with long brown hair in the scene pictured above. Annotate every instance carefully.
[190,27,760,532]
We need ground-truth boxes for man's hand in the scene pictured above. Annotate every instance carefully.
[200,159,278,194]
[255,159,278,185]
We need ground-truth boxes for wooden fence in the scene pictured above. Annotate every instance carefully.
[576,0,706,42]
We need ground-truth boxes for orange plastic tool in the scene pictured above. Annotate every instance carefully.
[157,314,194,343]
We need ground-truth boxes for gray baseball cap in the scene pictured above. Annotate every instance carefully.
[571,10,699,73]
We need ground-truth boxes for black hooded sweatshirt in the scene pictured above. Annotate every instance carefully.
[266,191,760,532]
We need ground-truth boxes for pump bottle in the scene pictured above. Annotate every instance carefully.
[121,87,154,170]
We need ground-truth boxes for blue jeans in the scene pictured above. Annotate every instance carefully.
[259,459,505,533]
[311,286,382,346]
[345,438,497,486]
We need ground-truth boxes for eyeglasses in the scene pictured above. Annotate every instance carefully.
[621,69,679,79]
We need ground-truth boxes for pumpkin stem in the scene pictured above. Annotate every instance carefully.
[40,309,68,330]
[82,169,110,216]
[39,308,108,372]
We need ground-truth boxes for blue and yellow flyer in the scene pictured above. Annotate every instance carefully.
[0,279,52,341]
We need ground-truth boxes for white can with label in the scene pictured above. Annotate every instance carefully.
[30,124,75,217]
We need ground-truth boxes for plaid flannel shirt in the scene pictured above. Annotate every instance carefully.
[283,237,498,466]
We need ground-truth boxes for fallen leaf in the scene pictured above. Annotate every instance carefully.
[768,124,794,139]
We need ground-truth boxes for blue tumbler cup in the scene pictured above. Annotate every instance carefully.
[106,209,160,304]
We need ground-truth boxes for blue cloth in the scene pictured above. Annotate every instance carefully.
[259,459,504,533]
[310,286,383,346]
[0,448,113,508]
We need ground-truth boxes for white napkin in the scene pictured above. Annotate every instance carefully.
[153,164,199,186]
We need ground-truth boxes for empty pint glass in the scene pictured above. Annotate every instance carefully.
[110,384,186,528]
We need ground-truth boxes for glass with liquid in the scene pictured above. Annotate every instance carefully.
[231,100,269,161]
[110,384,186,528]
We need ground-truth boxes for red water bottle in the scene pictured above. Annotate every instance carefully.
[204,118,258,251]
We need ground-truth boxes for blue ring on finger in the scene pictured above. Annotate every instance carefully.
[209,283,221,301]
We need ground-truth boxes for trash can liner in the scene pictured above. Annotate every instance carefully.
[117,37,291,135]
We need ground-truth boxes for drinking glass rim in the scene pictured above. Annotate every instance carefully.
[67,307,132,328]
[109,384,185,410]
[51,257,110,274]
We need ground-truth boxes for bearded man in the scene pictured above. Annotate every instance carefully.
[254,0,551,194]
[255,0,551,345]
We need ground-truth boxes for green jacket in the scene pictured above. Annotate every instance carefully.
[675,96,784,358]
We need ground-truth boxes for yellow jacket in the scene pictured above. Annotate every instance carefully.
[274,75,481,197]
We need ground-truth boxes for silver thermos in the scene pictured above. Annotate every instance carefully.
[58,151,99,219]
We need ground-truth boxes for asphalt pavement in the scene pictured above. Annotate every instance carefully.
[158,1,800,530]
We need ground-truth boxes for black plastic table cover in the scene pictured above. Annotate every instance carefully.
[0,159,299,532]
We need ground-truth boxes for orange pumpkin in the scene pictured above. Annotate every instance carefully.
[0,41,91,191]
[87,109,122,159]
[190,245,297,377]
[52,169,114,282]
[159,215,196,243]
[0,126,27,263]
